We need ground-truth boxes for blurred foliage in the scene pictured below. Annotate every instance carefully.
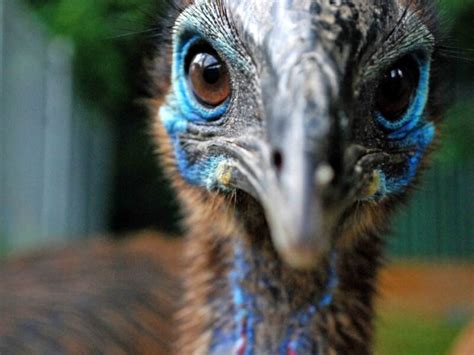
[438,0,474,18]
[435,0,474,164]
[441,102,474,162]
[25,0,159,113]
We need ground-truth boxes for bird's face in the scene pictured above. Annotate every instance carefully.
[157,0,440,270]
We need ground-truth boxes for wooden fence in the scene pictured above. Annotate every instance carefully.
[0,0,114,253]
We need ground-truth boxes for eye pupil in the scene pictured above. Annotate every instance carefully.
[202,63,221,85]
[375,56,419,122]
[387,68,404,92]
[186,46,231,108]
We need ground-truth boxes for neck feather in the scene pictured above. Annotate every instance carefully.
[174,190,384,355]
[210,237,340,354]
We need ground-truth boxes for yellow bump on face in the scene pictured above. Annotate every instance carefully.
[365,170,381,199]
[216,161,233,187]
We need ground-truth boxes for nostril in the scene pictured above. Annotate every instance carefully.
[272,150,284,172]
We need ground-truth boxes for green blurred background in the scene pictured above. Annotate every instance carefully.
[1,1,473,354]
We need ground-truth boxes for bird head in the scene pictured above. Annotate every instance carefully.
[154,0,441,270]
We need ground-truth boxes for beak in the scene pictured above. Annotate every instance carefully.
[256,41,345,270]
[262,148,338,270]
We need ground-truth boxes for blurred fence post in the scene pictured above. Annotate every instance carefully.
[0,0,5,252]
[0,1,114,254]
[41,38,75,241]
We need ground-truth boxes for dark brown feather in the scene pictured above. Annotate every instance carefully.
[0,233,183,354]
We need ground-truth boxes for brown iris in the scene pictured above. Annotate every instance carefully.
[187,49,230,107]
[375,56,420,121]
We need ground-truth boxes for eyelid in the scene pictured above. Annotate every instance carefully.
[362,35,433,83]
[374,53,431,137]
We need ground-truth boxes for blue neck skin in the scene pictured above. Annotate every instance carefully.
[210,241,339,355]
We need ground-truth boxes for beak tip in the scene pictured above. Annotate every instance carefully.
[278,242,325,271]
[270,215,330,271]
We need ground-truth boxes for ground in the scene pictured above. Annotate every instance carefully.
[376,262,474,355]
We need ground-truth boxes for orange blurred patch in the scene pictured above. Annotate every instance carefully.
[377,262,474,317]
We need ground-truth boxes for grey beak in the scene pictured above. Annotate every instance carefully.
[259,34,342,269]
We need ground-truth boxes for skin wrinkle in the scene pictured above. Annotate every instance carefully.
[152,0,443,353]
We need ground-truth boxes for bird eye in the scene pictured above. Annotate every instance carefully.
[375,56,420,123]
[185,45,230,108]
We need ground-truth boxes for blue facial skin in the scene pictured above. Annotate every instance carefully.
[161,0,256,189]
[160,33,232,189]
[373,55,435,198]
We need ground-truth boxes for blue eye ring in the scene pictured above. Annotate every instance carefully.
[174,35,231,122]
[374,53,431,138]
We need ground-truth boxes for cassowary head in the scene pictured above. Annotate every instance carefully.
[153,0,442,270]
